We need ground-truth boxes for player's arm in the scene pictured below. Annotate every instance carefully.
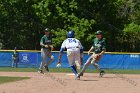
[40,37,49,48]
[99,39,106,56]
[57,49,63,64]
[88,46,94,55]
[99,49,106,56]
[78,40,83,53]
[78,40,83,65]
[57,40,66,64]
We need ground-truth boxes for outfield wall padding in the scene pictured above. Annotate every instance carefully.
[0,51,140,69]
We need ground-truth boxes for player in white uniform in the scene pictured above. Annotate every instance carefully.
[57,30,83,80]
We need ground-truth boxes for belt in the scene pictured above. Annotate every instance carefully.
[67,47,79,49]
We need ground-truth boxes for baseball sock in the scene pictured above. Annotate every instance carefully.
[70,65,78,76]
[91,60,101,72]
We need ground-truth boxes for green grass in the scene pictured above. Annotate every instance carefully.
[0,76,30,84]
[105,69,140,74]
[0,67,140,74]
[0,67,37,72]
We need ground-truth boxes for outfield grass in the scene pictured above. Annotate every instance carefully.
[0,76,30,84]
[0,67,140,74]
[0,67,37,72]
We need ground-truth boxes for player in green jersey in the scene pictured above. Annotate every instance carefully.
[12,47,18,68]
[38,28,54,73]
[77,30,106,79]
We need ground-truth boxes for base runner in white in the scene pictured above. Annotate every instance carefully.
[57,30,83,80]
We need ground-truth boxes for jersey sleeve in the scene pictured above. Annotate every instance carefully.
[102,38,106,50]
[61,39,67,48]
[78,40,83,49]
[40,36,44,44]
[77,39,83,53]
[92,39,96,47]
[59,39,67,53]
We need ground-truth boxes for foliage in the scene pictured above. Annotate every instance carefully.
[0,0,140,52]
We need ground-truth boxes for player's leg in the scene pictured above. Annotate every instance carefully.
[91,60,101,71]
[46,50,54,66]
[78,55,93,77]
[44,50,54,72]
[15,58,18,68]
[74,50,81,70]
[91,55,105,77]
[67,51,78,77]
[38,48,47,73]
[12,59,14,68]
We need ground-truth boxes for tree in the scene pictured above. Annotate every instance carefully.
[0,0,139,52]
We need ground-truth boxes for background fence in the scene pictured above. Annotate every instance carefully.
[0,50,140,70]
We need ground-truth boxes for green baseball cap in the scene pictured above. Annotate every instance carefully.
[44,28,50,32]
[95,30,103,35]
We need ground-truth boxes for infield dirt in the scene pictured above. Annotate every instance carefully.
[0,72,140,93]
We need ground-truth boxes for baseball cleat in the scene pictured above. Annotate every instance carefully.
[75,73,82,80]
[78,72,83,77]
[38,70,44,74]
[80,73,84,76]
[44,65,49,72]
[75,76,80,80]
[75,77,80,80]
[100,70,105,77]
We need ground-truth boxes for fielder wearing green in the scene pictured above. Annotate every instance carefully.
[77,30,106,79]
[38,28,54,73]
[12,47,18,68]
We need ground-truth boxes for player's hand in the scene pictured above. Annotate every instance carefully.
[97,53,102,57]
[45,45,49,48]
[93,54,102,61]
[88,51,91,55]
[49,45,54,51]
[56,61,61,68]
[93,54,98,59]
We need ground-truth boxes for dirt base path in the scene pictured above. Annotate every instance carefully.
[0,72,140,93]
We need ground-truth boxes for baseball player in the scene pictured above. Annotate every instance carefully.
[57,30,83,80]
[38,28,54,73]
[77,30,106,79]
[12,47,18,68]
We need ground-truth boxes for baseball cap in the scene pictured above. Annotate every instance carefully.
[95,30,103,35]
[44,28,50,32]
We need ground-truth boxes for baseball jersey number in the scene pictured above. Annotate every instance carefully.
[68,39,77,43]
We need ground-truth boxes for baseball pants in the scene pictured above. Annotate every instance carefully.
[39,48,54,70]
[80,53,102,74]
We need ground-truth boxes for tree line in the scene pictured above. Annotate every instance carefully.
[0,0,140,52]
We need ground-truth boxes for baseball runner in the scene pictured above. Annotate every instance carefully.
[57,30,83,80]
[77,30,106,79]
[38,28,54,73]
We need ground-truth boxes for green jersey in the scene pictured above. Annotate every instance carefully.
[12,52,18,58]
[40,35,52,48]
[92,38,106,54]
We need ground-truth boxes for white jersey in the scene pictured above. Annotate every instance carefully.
[61,38,83,50]
[61,38,83,66]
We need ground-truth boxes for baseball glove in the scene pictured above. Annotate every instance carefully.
[48,45,54,51]
[92,54,102,62]
[56,60,61,67]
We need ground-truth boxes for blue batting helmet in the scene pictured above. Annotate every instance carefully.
[67,30,75,38]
